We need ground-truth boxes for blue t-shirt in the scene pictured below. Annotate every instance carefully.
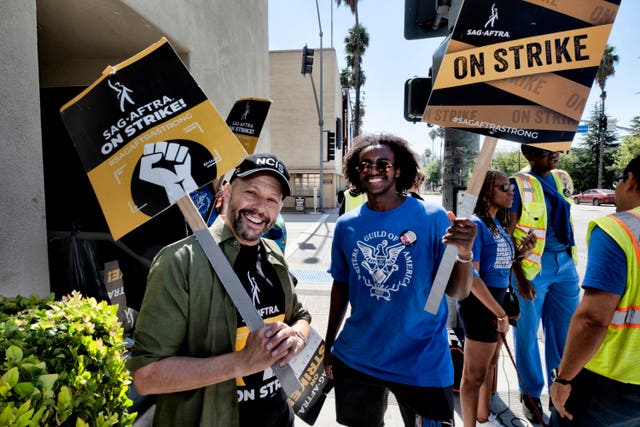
[509,173,567,252]
[582,226,627,295]
[329,197,453,387]
[471,216,513,289]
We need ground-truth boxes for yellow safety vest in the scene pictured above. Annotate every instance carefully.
[511,170,577,280]
[585,207,640,384]
[344,190,367,213]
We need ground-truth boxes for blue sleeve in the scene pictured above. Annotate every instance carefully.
[471,216,485,262]
[509,177,522,214]
[329,220,349,282]
[582,226,627,295]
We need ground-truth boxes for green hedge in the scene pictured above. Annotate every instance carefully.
[0,292,135,426]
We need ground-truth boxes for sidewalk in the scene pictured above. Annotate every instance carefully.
[284,201,551,427]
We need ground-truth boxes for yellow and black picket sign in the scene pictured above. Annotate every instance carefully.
[422,0,621,313]
[226,98,271,154]
[424,0,621,145]
[60,38,247,240]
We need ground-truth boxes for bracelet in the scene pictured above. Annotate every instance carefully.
[496,313,507,322]
[295,331,308,346]
[456,251,473,263]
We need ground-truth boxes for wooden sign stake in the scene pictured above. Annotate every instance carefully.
[424,136,498,314]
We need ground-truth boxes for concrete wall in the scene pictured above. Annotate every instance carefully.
[0,0,269,297]
[123,0,271,148]
[0,1,50,297]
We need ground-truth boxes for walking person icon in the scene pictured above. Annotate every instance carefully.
[108,80,135,112]
[484,3,498,29]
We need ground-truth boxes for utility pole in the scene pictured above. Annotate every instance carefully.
[300,0,324,212]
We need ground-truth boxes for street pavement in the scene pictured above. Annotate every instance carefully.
[134,194,614,426]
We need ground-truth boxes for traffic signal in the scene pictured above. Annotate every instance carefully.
[301,45,314,75]
[404,77,432,123]
[599,114,608,133]
[327,131,336,161]
[335,117,342,149]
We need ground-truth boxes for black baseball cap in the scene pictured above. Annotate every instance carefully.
[230,153,291,198]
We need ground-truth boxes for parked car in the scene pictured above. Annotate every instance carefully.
[573,189,615,206]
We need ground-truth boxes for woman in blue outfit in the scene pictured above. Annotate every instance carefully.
[458,171,535,427]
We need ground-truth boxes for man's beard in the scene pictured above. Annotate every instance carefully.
[231,208,274,243]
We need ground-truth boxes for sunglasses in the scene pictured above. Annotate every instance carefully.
[494,183,515,193]
[356,160,394,174]
[535,148,559,157]
[613,174,626,188]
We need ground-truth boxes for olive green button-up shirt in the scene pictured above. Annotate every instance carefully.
[127,218,311,427]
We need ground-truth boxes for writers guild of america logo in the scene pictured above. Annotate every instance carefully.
[353,235,414,301]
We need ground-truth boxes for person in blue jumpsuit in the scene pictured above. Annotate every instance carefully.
[508,145,580,423]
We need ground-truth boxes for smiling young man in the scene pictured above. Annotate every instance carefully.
[508,144,580,422]
[127,153,311,427]
[323,134,477,427]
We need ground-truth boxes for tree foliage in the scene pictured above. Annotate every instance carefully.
[572,104,620,190]
[424,159,442,190]
[614,116,640,170]
[491,150,527,176]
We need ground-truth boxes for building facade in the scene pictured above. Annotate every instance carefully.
[269,48,348,212]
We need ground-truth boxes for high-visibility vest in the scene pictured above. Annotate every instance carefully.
[511,170,577,279]
[344,190,367,213]
[585,207,640,384]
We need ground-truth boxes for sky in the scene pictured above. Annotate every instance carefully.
[268,0,639,158]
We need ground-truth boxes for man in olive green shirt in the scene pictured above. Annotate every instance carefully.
[127,154,311,427]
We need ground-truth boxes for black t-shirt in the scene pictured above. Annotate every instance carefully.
[233,244,293,427]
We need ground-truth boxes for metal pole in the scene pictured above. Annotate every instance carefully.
[330,0,333,48]
[315,0,324,211]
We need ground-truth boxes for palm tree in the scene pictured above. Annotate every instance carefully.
[595,44,619,188]
[336,0,365,136]
[343,24,369,134]
[429,128,438,163]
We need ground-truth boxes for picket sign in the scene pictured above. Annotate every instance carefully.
[58,38,313,401]
[422,0,622,313]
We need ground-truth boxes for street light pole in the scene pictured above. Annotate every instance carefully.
[315,0,324,211]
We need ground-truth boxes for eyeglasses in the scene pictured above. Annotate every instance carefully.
[494,183,515,193]
[536,149,553,157]
[613,174,626,188]
[356,160,394,174]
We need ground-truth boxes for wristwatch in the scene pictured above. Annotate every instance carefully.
[551,368,571,385]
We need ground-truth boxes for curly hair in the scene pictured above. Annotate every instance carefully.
[343,133,420,194]
[475,170,511,234]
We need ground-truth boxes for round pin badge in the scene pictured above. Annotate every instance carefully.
[400,230,417,247]
[563,188,571,197]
